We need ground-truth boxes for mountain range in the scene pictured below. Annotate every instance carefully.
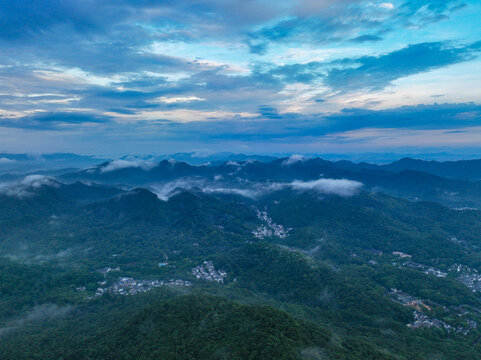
[2,155,481,359]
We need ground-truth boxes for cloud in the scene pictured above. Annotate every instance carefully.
[0,0,478,154]
[398,0,467,26]
[149,178,207,200]
[149,175,362,200]
[282,154,306,166]
[350,34,383,43]
[156,96,205,104]
[100,158,157,173]
[258,41,480,92]
[0,304,73,336]
[149,178,262,200]
[225,161,241,167]
[245,0,465,53]
[4,248,74,265]
[0,157,15,164]
[149,179,261,200]
[324,41,481,92]
[0,175,59,198]
[202,186,261,198]
[19,175,56,188]
[289,178,363,196]
[327,103,481,131]
[0,112,111,130]
[258,106,282,119]
[124,103,481,143]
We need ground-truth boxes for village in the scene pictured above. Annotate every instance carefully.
[409,311,477,335]
[252,209,290,239]
[94,277,192,297]
[450,264,481,292]
[192,261,227,283]
[388,288,431,311]
[388,288,477,334]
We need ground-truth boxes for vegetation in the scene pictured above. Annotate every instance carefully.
[1,170,481,359]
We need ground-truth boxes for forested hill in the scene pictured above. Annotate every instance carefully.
[1,159,481,359]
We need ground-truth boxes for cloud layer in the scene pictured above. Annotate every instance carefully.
[100,159,156,173]
[150,177,363,200]
[0,175,58,197]
[0,0,479,154]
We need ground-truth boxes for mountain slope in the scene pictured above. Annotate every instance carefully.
[89,294,332,360]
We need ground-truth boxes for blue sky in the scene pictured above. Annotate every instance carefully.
[0,0,480,157]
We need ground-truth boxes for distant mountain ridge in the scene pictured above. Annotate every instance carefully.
[3,152,481,180]
[330,157,481,180]
[381,157,481,180]
[55,156,481,208]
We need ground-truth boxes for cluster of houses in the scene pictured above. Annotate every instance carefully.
[388,289,477,334]
[392,251,412,259]
[390,252,448,278]
[409,311,477,335]
[456,273,481,293]
[252,209,290,239]
[388,289,431,311]
[449,264,481,292]
[192,261,227,283]
[94,277,191,297]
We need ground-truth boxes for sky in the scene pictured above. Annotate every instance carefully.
[0,0,480,157]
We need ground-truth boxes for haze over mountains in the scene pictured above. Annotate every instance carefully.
[5,152,481,178]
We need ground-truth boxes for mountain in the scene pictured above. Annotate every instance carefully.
[163,152,278,165]
[0,176,123,227]
[3,159,481,359]
[330,157,481,181]
[59,157,481,208]
[86,294,332,360]
[379,158,481,180]
[0,153,107,174]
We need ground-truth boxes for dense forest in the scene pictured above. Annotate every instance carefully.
[1,158,481,359]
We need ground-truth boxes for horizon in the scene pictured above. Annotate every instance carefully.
[5,150,481,166]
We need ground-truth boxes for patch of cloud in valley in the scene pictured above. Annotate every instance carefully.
[0,304,74,336]
[149,176,363,200]
[100,158,157,173]
[0,175,59,198]
[282,154,306,166]
[290,178,363,196]
[0,157,16,164]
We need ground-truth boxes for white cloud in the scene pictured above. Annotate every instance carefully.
[290,178,363,196]
[100,159,156,173]
[203,187,261,198]
[0,304,73,336]
[0,175,59,198]
[282,154,306,166]
[149,176,363,200]
[225,161,240,166]
[149,178,206,200]
[155,96,205,104]
[149,178,264,200]
[19,175,56,188]
[379,3,394,10]
[0,157,15,164]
